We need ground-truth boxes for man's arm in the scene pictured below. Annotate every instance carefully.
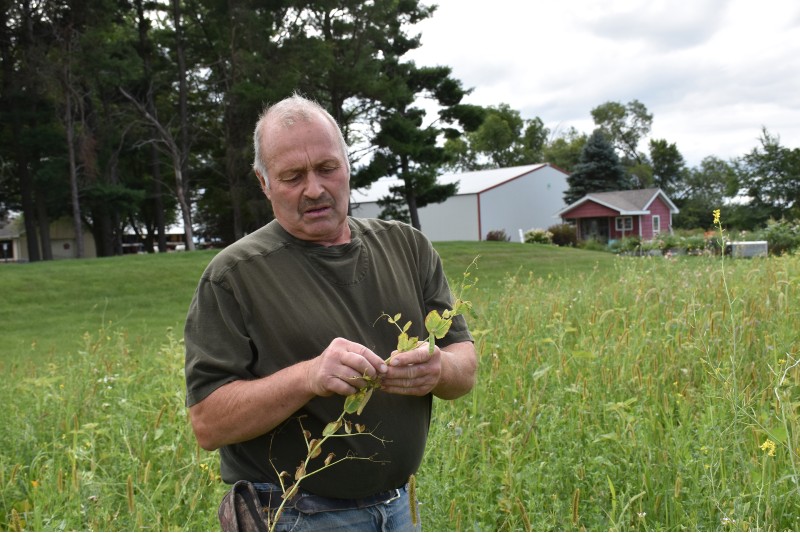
[379,341,477,400]
[189,338,388,451]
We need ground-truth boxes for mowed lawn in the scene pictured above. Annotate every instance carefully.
[0,242,612,361]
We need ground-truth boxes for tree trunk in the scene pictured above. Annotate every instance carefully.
[152,142,167,252]
[18,161,41,261]
[35,186,53,260]
[64,71,85,258]
[172,0,195,250]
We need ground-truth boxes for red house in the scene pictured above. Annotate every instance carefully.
[556,188,679,242]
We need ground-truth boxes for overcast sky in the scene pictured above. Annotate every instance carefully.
[404,0,800,167]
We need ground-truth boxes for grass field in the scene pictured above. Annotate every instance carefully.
[1,242,799,531]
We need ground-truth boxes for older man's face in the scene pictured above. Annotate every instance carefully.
[257,114,351,246]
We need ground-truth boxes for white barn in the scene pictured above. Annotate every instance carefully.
[350,163,569,241]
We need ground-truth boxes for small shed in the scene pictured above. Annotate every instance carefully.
[556,188,679,242]
[351,163,569,241]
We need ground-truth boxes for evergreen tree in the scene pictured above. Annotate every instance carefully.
[353,62,478,230]
[564,129,630,205]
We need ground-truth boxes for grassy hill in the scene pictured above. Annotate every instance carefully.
[0,243,613,360]
[3,240,800,530]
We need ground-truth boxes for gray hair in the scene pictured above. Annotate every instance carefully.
[252,94,350,185]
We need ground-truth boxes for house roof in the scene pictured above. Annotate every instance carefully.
[0,215,22,239]
[556,188,680,217]
[351,163,550,204]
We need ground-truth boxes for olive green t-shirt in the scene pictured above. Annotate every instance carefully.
[184,217,473,498]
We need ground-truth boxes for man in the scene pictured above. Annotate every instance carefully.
[184,94,477,532]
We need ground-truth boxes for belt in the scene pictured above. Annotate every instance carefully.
[256,485,402,515]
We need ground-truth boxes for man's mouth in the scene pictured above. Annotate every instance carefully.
[303,204,332,216]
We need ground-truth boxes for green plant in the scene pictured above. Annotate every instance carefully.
[754,218,800,256]
[485,230,510,242]
[547,223,577,247]
[610,235,642,254]
[580,238,609,252]
[264,258,478,530]
[524,228,553,245]
[5,248,800,530]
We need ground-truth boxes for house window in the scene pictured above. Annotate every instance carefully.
[652,215,661,235]
[615,216,633,232]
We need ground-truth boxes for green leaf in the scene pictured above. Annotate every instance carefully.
[344,387,374,415]
[323,419,342,436]
[356,387,373,415]
[397,331,419,352]
[425,310,452,339]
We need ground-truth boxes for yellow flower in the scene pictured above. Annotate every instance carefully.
[760,439,776,456]
[31,480,40,488]
[713,209,721,225]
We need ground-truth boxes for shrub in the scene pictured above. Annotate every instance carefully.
[614,236,642,253]
[547,223,577,247]
[580,239,608,252]
[524,228,553,244]
[485,229,510,242]
[753,218,800,256]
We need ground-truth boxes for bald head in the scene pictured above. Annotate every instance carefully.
[253,95,350,186]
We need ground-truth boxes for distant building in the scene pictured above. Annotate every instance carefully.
[556,188,679,242]
[0,213,187,262]
[351,163,570,241]
[0,216,97,262]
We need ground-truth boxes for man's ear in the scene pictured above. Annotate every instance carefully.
[255,170,271,199]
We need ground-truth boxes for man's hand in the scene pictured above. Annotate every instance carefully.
[305,337,388,397]
[190,337,387,450]
[381,341,476,399]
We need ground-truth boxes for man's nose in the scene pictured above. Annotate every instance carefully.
[304,171,325,198]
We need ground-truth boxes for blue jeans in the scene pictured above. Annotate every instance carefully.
[253,483,421,532]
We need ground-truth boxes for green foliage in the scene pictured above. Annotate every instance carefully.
[649,138,688,196]
[739,129,800,224]
[753,218,800,256]
[607,235,641,254]
[443,104,548,171]
[420,254,800,530]
[673,156,738,230]
[547,223,578,247]
[0,327,225,531]
[353,62,473,230]
[542,126,587,173]
[564,129,631,205]
[591,99,653,165]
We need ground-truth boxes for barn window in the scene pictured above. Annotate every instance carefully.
[652,215,661,234]
[615,216,633,231]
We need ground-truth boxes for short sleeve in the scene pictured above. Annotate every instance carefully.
[184,277,256,407]
[416,232,474,347]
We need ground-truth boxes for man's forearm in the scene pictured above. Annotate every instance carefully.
[189,360,315,451]
[432,341,478,400]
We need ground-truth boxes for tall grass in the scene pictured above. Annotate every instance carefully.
[421,255,800,531]
[0,327,224,531]
[2,248,799,530]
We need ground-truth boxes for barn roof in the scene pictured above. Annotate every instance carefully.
[351,163,551,204]
[556,188,679,217]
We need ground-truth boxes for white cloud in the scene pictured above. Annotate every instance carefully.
[407,0,800,166]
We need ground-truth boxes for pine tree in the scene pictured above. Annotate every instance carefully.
[564,129,630,204]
